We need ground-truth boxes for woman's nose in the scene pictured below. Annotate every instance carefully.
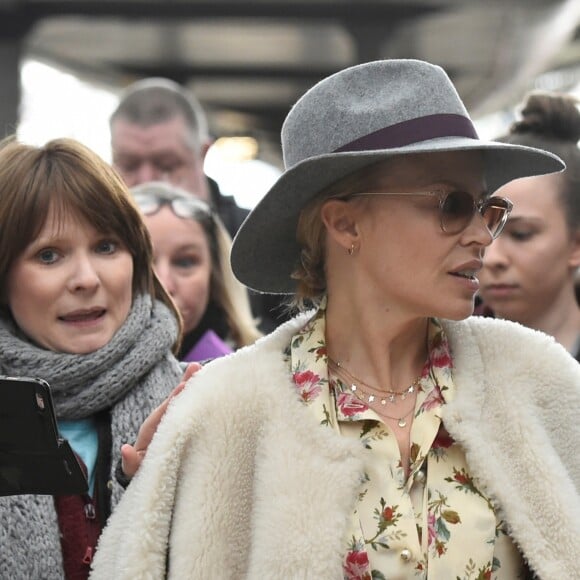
[483,237,509,269]
[67,255,100,291]
[462,210,494,248]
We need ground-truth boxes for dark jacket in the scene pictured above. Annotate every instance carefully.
[177,300,231,360]
[208,176,248,239]
[208,176,290,334]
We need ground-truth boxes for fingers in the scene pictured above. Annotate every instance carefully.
[182,362,202,383]
[144,369,196,430]
[121,362,203,479]
[120,443,143,479]
[154,386,182,419]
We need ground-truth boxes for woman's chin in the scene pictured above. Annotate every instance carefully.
[437,302,476,321]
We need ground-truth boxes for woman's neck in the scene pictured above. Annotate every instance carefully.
[325,293,429,393]
[529,292,580,354]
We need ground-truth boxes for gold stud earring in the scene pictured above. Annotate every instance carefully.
[347,243,355,256]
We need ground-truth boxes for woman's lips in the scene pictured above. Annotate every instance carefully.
[59,308,106,324]
[449,272,480,292]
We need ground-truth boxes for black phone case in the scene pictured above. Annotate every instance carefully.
[0,375,88,496]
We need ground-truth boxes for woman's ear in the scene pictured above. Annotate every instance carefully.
[320,199,359,251]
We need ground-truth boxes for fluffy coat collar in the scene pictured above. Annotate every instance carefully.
[91,314,580,580]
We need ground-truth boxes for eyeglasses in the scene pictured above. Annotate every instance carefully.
[132,192,213,222]
[349,190,513,239]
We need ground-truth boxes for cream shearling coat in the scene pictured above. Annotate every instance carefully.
[91,314,580,580]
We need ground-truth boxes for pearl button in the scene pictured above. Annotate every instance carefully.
[415,470,426,484]
[400,548,412,562]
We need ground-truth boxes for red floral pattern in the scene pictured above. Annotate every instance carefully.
[337,392,369,417]
[289,310,523,579]
[293,370,323,403]
[343,549,372,580]
[419,383,446,413]
[432,424,454,449]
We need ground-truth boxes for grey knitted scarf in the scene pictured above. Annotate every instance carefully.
[0,293,184,579]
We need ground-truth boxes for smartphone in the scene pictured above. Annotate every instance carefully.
[0,375,88,496]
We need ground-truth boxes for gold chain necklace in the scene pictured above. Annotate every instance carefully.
[328,368,418,428]
[327,356,422,405]
[380,407,415,428]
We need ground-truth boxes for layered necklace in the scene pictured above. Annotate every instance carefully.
[327,356,422,428]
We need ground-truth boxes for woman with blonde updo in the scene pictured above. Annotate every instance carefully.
[479,91,580,361]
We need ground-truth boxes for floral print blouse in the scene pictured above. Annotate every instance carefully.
[287,306,525,580]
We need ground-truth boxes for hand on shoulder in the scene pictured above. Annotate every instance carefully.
[121,362,202,478]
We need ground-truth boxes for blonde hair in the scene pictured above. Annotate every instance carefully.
[0,137,183,352]
[131,181,261,347]
[291,160,389,309]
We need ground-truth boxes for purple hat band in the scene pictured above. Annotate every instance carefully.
[334,113,478,153]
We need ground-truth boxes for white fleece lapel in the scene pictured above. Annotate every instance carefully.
[172,314,365,579]
[92,315,364,579]
[92,315,580,580]
[442,317,580,579]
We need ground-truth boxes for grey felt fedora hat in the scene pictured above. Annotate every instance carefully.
[231,59,564,294]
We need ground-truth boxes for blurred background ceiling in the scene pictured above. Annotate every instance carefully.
[3,0,580,165]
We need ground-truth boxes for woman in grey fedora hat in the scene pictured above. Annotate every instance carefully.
[91,60,580,580]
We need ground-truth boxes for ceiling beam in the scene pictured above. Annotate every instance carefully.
[111,60,460,82]
[111,62,337,84]
[9,1,447,23]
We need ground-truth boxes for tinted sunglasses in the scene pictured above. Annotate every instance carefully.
[349,190,513,239]
[132,192,213,221]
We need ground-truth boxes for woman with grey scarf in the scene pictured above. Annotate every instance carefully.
[0,137,184,579]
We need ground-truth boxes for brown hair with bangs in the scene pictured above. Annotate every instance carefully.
[0,136,182,350]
